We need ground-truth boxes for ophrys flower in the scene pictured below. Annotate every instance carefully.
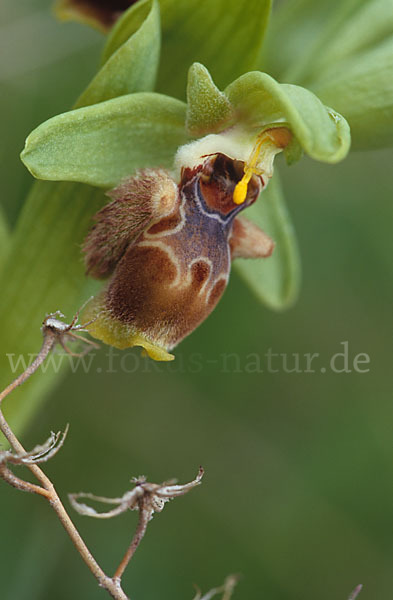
[19,0,393,364]
[82,126,291,360]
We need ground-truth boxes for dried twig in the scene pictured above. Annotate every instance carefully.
[0,307,131,600]
[0,427,69,496]
[0,305,204,600]
[0,427,68,466]
[70,468,204,582]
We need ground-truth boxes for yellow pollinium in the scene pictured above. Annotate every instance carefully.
[233,173,253,205]
[233,127,292,205]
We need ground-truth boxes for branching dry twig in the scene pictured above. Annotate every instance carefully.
[0,308,131,600]
[69,468,204,582]
[0,306,204,600]
[0,305,362,600]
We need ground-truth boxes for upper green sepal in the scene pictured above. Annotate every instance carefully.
[225,71,351,164]
[186,63,235,136]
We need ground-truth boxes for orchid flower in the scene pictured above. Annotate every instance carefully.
[8,0,393,366]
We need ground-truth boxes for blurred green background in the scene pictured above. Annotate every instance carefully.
[0,1,392,599]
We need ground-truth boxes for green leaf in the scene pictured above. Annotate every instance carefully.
[0,207,10,269]
[225,71,351,163]
[76,0,161,107]
[21,93,188,188]
[311,37,393,150]
[265,0,367,82]
[0,181,104,437]
[266,0,393,86]
[186,63,235,136]
[156,0,272,99]
[304,0,393,82]
[234,172,300,310]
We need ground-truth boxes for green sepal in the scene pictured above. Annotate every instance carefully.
[234,172,300,310]
[157,0,272,99]
[77,0,160,107]
[21,93,188,189]
[225,72,351,163]
[186,63,235,136]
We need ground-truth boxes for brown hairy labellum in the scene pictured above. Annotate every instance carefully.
[83,151,275,361]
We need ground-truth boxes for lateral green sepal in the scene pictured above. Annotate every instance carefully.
[21,93,188,189]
